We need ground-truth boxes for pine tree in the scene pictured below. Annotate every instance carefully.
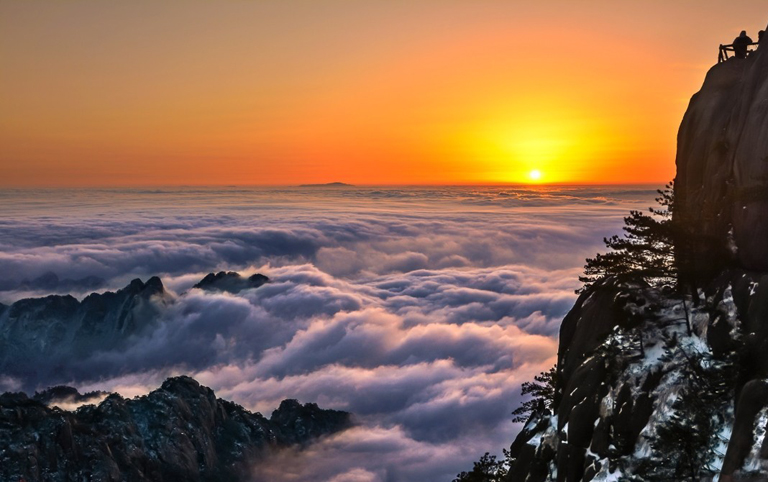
[579,183,677,292]
[511,365,557,423]
[452,453,507,482]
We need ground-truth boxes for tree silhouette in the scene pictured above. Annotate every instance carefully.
[579,182,677,292]
[511,365,557,423]
[452,453,507,482]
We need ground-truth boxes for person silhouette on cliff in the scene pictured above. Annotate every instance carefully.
[733,30,753,58]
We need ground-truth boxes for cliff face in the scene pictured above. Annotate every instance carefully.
[0,272,269,390]
[0,277,169,388]
[675,44,768,278]
[504,37,768,482]
[0,376,351,482]
[505,279,726,481]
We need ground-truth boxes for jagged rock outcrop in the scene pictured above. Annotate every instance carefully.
[675,39,768,280]
[32,385,108,407]
[506,279,673,481]
[674,34,768,480]
[0,272,270,390]
[193,271,269,294]
[0,277,168,387]
[0,376,352,482]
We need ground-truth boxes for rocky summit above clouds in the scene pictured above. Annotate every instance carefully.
[193,271,270,294]
[0,271,269,391]
[675,33,768,279]
[0,376,352,482]
[499,30,768,482]
[0,276,168,387]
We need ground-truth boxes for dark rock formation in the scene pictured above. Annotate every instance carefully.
[33,385,108,407]
[0,277,168,388]
[0,272,271,392]
[505,278,662,480]
[673,34,768,479]
[0,376,352,482]
[298,182,353,187]
[556,278,632,392]
[675,37,768,280]
[722,379,768,478]
[193,271,269,294]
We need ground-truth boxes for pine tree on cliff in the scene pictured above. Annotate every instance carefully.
[510,365,557,423]
[452,453,507,482]
[579,182,676,292]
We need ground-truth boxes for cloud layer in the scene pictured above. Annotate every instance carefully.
[0,185,659,481]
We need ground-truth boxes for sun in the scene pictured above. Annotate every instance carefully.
[528,169,543,182]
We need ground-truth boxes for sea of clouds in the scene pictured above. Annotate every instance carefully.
[0,186,658,481]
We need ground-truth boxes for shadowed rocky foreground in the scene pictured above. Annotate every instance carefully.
[0,376,352,482]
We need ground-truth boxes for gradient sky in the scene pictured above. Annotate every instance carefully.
[2,1,767,186]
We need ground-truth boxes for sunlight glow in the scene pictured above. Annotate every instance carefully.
[0,1,705,186]
[529,169,542,181]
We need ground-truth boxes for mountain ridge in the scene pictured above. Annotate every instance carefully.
[0,375,352,481]
[0,272,269,391]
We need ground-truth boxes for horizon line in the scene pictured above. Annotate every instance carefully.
[0,181,672,189]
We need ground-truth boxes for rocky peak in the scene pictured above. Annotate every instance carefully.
[33,385,107,406]
[160,374,205,393]
[193,271,270,294]
[143,275,165,293]
[0,377,352,481]
[124,276,165,296]
[158,375,217,406]
[271,398,352,445]
[0,277,170,390]
[675,38,768,282]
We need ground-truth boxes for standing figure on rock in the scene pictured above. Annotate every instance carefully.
[733,30,753,58]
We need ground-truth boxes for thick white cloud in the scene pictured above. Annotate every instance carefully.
[0,186,660,481]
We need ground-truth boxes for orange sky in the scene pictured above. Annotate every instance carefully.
[1,1,767,186]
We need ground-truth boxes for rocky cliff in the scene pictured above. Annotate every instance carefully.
[675,36,768,280]
[0,272,268,390]
[0,276,168,388]
[502,34,768,482]
[0,376,352,482]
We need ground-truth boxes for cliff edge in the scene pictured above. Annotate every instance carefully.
[498,31,768,482]
[676,40,768,279]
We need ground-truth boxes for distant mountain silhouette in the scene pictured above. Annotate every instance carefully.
[299,182,353,187]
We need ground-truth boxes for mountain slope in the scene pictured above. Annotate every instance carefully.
[0,376,352,482]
